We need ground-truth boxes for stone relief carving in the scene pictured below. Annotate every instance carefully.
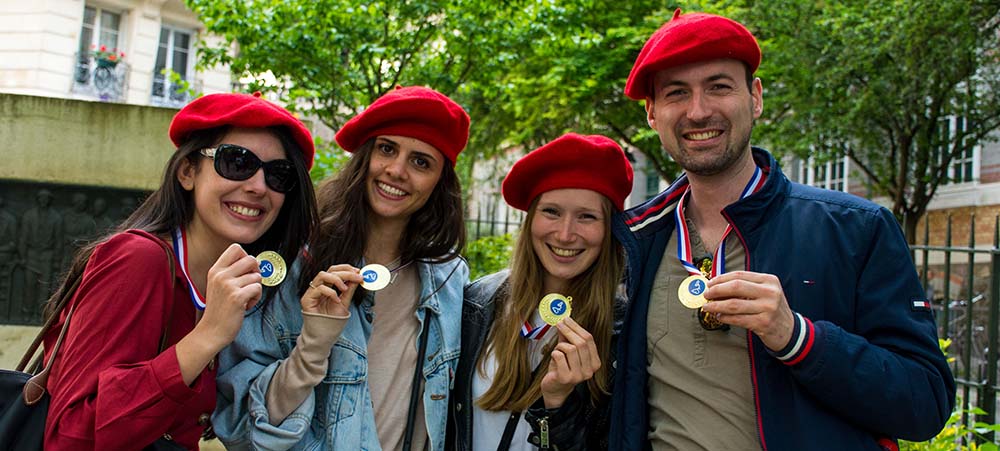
[0,183,146,325]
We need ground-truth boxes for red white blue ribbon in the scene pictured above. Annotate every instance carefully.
[520,320,551,340]
[172,227,207,310]
[674,165,766,277]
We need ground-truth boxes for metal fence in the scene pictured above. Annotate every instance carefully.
[466,201,524,241]
[911,213,1000,441]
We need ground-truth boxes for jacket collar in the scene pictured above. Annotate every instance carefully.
[619,147,787,238]
[721,147,789,238]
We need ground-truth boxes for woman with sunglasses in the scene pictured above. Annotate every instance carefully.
[448,133,632,451]
[41,92,318,451]
[214,86,469,451]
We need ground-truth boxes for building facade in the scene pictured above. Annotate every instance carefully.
[0,0,231,106]
[0,0,234,325]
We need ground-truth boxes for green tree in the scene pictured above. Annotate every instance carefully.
[744,0,1000,241]
[186,0,544,188]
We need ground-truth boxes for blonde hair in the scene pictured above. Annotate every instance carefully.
[476,196,623,411]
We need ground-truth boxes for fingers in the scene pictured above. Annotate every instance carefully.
[302,265,362,316]
[207,245,262,305]
[548,318,601,387]
[212,243,251,268]
[555,318,601,374]
[705,271,783,303]
[699,271,796,351]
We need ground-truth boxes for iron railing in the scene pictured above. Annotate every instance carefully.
[70,52,129,102]
[912,214,1000,442]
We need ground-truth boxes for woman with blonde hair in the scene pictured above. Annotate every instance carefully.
[450,133,633,450]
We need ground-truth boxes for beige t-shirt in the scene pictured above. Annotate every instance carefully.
[265,263,428,450]
[368,264,428,451]
[647,218,758,451]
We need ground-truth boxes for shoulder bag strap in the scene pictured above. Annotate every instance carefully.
[402,314,432,451]
[16,273,83,373]
[18,230,177,404]
[22,301,77,405]
[496,354,548,451]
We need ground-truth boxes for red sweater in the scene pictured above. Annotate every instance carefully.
[43,230,216,450]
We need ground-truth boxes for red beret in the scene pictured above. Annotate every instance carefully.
[502,133,634,211]
[625,9,761,100]
[169,92,315,170]
[335,86,470,167]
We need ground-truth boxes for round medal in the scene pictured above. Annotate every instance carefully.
[538,293,573,326]
[677,274,709,309]
[360,263,391,291]
[256,251,287,287]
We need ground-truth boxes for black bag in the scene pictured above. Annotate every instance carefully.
[0,276,80,450]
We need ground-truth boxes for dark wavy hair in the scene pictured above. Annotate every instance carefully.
[299,138,465,294]
[44,125,318,319]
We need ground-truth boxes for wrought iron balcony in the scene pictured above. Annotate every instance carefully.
[150,72,201,108]
[71,52,129,102]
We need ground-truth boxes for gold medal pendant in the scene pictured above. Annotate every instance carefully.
[538,293,573,326]
[257,251,287,287]
[359,263,391,291]
[677,274,709,309]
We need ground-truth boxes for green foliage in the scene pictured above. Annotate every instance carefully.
[186,0,1000,241]
[900,408,1000,451]
[161,68,201,101]
[309,136,351,184]
[464,233,513,281]
[742,0,1000,240]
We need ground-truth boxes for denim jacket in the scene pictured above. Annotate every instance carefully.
[213,256,468,451]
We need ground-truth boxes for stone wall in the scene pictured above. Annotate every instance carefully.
[0,93,177,189]
[0,93,174,324]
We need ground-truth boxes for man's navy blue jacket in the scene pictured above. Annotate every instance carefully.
[608,148,955,450]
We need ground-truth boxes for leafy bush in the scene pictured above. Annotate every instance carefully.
[899,408,1000,451]
[464,233,514,280]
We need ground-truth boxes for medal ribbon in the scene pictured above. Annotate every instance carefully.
[172,227,207,310]
[520,319,551,340]
[674,166,766,277]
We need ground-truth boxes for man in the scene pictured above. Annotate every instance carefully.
[608,10,955,451]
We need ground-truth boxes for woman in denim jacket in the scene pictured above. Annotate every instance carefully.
[213,86,470,451]
[448,133,632,450]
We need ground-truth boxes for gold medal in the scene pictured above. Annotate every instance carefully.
[677,274,709,309]
[256,251,287,286]
[538,293,572,326]
[360,263,391,291]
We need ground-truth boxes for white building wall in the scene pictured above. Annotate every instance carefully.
[0,0,231,106]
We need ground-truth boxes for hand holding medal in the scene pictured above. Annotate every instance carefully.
[303,263,363,317]
[540,316,601,409]
[672,165,767,331]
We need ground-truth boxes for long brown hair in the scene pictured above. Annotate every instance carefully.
[476,196,623,411]
[44,126,318,319]
[299,138,466,293]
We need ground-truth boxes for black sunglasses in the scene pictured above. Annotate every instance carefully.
[200,144,297,193]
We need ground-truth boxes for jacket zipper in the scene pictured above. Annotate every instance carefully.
[723,210,767,451]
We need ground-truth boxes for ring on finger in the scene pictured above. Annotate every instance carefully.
[309,280,321,289]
